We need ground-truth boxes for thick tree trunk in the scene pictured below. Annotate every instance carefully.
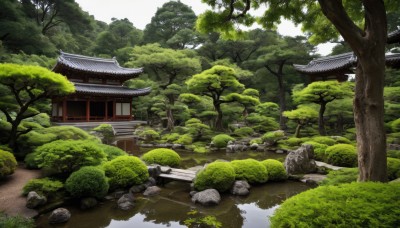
[277,75,287,130]
[318,102,327,135]
[294,124,302,138]
[166,107,174,131]
[214,103,223,130]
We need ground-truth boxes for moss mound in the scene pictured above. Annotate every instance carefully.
[194,161,235,192]
[325,144,357,167]
[230,159,268,184]
[311,136,336,146]
[320,168,358,186]
[23,178,64,198]
[141,148,181,167]
[261,159,287,181]
[271,182,400,227]
[97,144,127,161]
[212,134,234,148]
[0,150,17,178]
[65,166,109,198]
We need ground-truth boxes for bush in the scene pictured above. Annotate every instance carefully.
[141,148,181,167]
[0,212,34,228]
[388,150,400,159]
[24,152,40,169]
[97,144,126,161]
[212,134,234,148]
[332,136,352,144]
[270,182,400,227]
[194,161,235,192]
[65,166,109,198]
[25,113,51,128]
[103,156,149,190]
[233,127,254,137]
[387,158,400,180]
[302,141,328,161]
[261,159,287,181]
[279,137,304,147]
[0,150,17,178]
[320,168,358,186]
[311,136,336,146]
[161,133,180,143]
[93,124,114,143]
[392,118,400,132]
[22,178,64,198]
[261,130,285,144]
[34,140,106,176]
[174,134,193,145]
[230,159,268,184]
[325,144,357,167]
[139,129,160,141]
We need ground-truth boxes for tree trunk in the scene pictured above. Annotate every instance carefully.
[7,117,23,151]
[294,124,302,138]
[277,75,287,130]
[318,102,327,135]
[166,107,174,131]
[214,102,223,130]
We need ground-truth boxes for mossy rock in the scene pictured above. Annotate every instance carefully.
[194,161,235,192]
[230,159,268,184]
[141,148,181,167]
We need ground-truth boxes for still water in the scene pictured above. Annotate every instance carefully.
[36,137,312,228]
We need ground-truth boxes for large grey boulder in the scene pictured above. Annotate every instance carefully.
[26,191,47,209]
[191,189,221,206]
[117,193,135,210]
[143,186,161,196]
[230,180,250,196]
[148,165,161,178]
[284,144,317,175]
[48,208,71,224]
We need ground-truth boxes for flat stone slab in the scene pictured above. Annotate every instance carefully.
[315,161,344,171]
[301,174,327,184]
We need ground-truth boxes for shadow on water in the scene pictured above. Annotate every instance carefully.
[35,137,313,228]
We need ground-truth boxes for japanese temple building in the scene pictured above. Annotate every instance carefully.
[51,51,151,122]
[294,28,400,82]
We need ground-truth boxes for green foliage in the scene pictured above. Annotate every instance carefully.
[271,182,400,227]
[103,156,149,190]
[320,168,358,186]
[184,210,222,228]
[24,152,39,169]
[245,113,279,133]
[325,144,357,167]
[302,141,329,161]
[194,161,235,192]
[387,150,400,159]
[261,130,285,144]
[65,166,109,199]
[185,118,210,139]
[161,133,181,143]
[391,118,400,132]
[277,137,304,150]
[212,134,235,148]
[387,158,400,181]
[174,134,193,145]
[311,136,336,146]
[97,144,127,161]
[0,149,17,178]
[139,129,160,141]
[34,140,106,176]
[233,127,254,137]
[0,212,34,228]
[93,124,114,143]
[230,159,268,184]
[141,148,181,167]
[25,113,51,128]
[261,159,287,181]
[22,178,63,198]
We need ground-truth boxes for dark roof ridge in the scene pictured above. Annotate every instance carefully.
[310,52,354,63]
[73,82,151,90]
[60,50,118,63]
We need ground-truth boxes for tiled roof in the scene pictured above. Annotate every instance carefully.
[54,51,143,77]
[388,27,400,44]
[74,83,151,97]
[293,52,356,75]
[386,52,400,68]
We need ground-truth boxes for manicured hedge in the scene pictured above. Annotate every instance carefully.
[0,150,17,178]
[261,159,287,181]
[271,182,400,227]
[194,161,235,192]
[230,159,268,184]
[65,166,109,198]
[141,148,181,167]
[325,144,357,167]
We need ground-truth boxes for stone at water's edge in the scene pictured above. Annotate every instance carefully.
[148,165,161,178]
[48,208,71,224]
[231,180,251,196]
[117,193,135,210]
[143,186,161,196]
[80,197,98,210]
[284,144,317,175]
[26,191,47,209]
[192,189,221,206]
[300,174,327,185]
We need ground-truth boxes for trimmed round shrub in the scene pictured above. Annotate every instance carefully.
[65,166,109,198]
[212,134,234,148]
[261,159,287,181]
[97,144,126,161]
[230,159,268,184]
[271,182,400,227]
[103,156,149,190]
[34,140,106,176]
[22,178,64,198]
[233,127,254,137]
[387,158,400,180]
[194,161,235,192]
[311,136,336,146]
[141,148,181,167]
[387,150,400,159]
[325,144,357,167]
[320,168,358,186]
[302,141,328,161]
[0,150,17,178]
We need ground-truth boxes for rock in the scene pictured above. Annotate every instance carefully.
[104,195,114,200]
[388,144,400,150]
[26,191,47,209]
[284,144,317,175]
[250,143,259,150]
[143,186,161,196]
[276,149,285,154]
[144,177,157,188]
[226,143,248,153]
[130,184,146,194]
[140,144,154,148]
[113,190,126,199]
[191,189,221,206]
[172,144,184,149]
[80,197,98,209]
[160,166,172,174]
[148,165,161,178]
[230,180,251,196]
[300,174,327,185]
[48,208,71,224]
[117,193,135,210]
[189,191,197,197]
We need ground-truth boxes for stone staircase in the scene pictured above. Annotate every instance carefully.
[53,121,146,136]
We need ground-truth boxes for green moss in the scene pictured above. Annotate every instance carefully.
[387,150,400,159]
[97,144,127,161]
[387,158,400,181]
[141,148,181,167]
[261,159,287,181]
[194,161,235,192]
[391,118,400,132]
[0,150,17,178]
[174,134,193,145]
[23,178,64,198]
[212,134,234,148]
[332,136,352,144]
[325,144,357,167]
[65,166,109,199]
[320,168,358,186]
[103,156,149,190]
[302,141,328,161]
[250,138,262,145]
[271,182,400,227]
[311,136,336,146]
[261,130,285,143]
[233,127,254,137]
[230,159,268,184]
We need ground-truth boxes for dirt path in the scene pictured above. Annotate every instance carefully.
[0,166,41,218]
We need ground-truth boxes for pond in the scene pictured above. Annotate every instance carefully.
[35,137,313,228]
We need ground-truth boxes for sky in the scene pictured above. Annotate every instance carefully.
[74,0,335,55]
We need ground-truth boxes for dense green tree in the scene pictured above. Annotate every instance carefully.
[0,64,74,151]
[284,105,318,138]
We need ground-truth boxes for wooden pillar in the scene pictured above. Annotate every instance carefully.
[113,100,116,121]
[105,100,108,121]
[129,101,132,121]
[86,100,90,122]
[62,99,67,122]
